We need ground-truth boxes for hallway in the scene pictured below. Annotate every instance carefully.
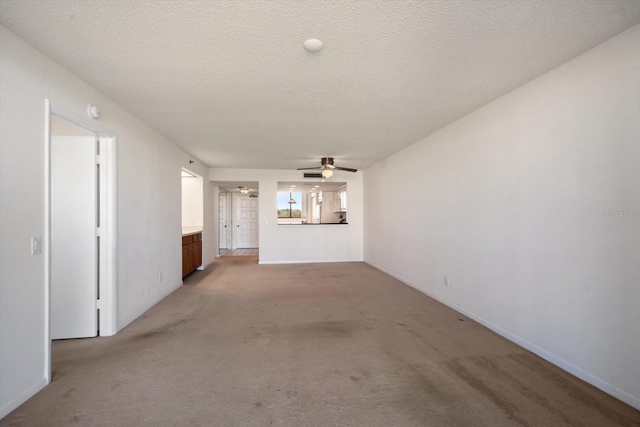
[219,248,259,257]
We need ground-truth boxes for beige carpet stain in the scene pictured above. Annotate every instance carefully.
[2,259,639,426]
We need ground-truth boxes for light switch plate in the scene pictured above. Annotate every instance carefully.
[31,237,42,255]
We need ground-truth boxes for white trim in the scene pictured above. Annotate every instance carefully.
[45,99,119,350]
[0,376,48,419]
[196,258,214,271]
[43,102,52,384]
[231,192,238,249]
[365,261,640,411]
[199,260,214,270]
[181,166,200,178]
[48,101,116,138]
[226,192,232,250]
[100,135,118,336]
[116,282,183,331]
[223,190,232,251]
[259,259,363,265]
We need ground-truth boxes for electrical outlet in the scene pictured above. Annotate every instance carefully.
[444,276,449,286]
[158,273,163,282]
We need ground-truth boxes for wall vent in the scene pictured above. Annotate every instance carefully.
[303,173,323,178]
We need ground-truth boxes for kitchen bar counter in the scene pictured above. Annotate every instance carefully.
[278,223,348,225]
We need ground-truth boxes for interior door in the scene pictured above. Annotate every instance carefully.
[219,190,228,250]
[51,135,98,339]
[236,195,259,248]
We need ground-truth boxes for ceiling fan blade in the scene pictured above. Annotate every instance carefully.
[297,167,322,170]
[334,166,358,172]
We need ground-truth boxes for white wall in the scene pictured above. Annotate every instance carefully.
[210,169,363,264]
[0,25,215,418]
[203,182,216,264]
[363,24,640,409]
[181,175,204,228]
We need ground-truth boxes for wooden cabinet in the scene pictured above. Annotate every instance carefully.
[182,232,202,278]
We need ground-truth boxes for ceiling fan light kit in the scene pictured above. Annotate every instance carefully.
[297,157,357,179]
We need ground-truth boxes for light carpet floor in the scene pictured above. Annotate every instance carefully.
[2,258,639,426]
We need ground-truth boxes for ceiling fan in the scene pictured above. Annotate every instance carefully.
[237,186,257,195]
[297,157,357,178]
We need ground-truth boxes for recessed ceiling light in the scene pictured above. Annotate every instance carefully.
[304,39,323,52]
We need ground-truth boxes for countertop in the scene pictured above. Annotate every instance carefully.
[278,223,348,225]
[182,227,203,236]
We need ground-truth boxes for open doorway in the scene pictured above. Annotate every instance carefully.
[214,182,259,258]
[181,169,203,277]
[45,100,117,382]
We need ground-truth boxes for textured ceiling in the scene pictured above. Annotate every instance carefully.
[2,1,640,170]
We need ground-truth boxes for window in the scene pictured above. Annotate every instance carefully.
[277,192,306,218]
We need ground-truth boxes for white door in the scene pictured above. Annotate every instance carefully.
[236,195,259,248]
[219,190,228,250]
[51,135,98,339]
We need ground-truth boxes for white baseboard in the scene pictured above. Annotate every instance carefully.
[365,261,640,411]
[198,258,214,270]
[259,258,363,265]
[0,376,48,420]
[116,281,183,332]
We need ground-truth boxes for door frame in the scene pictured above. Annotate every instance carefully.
[44,100,117,381]
[232,193,242,249]
[218,188,231,252]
